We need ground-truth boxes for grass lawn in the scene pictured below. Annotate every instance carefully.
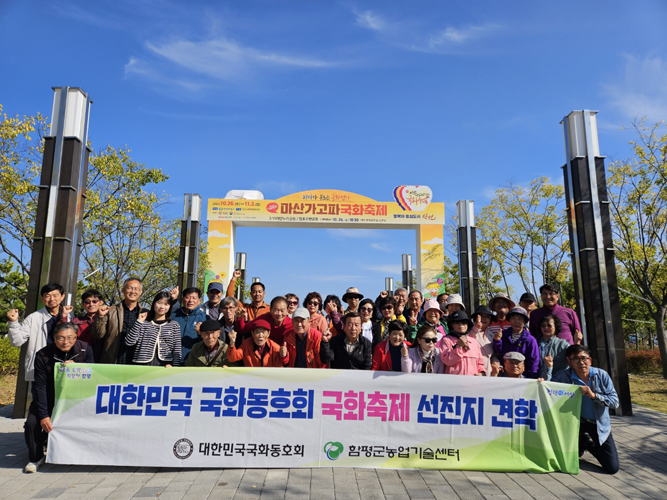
[0,372,17,407]
[628,370,667,414]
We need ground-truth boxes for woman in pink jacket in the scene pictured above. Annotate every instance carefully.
[438,310,486,376]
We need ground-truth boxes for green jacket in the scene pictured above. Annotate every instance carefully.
[184,340,228,367]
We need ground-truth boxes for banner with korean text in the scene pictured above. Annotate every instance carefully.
[47,365,581,473]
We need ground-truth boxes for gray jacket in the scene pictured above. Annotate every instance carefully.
[8,308,71,381]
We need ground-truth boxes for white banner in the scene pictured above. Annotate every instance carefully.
[47,365,581,472]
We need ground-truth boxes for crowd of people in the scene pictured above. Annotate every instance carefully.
[6,275,619,475]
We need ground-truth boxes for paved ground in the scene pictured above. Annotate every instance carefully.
[1,404,666,499]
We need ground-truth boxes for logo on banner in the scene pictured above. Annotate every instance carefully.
[324,441,344,461]
[393,185,433,212]
[173,439,194,460]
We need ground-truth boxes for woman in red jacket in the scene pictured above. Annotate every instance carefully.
[372,320,410,372]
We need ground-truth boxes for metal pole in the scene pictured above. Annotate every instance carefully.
[177,194,202,295]
[561,110,631,416]
[14,87,92,419]
[385,277,394,296]
[402,254,412,293]
[457,200,479,313]
[235,252,247,301]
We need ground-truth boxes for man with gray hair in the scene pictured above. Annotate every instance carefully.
[92,277,144,364]
[491,351,526,378]
[24,323,94,473]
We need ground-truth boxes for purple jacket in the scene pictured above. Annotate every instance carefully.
[492,327,540,379]
[529,304,581,345]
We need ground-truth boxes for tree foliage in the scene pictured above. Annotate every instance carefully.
[608,120,667,377]
[477,177,569,300]
[0,103,207,315]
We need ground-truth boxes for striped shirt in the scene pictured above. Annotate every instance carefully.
[125,320,182,366]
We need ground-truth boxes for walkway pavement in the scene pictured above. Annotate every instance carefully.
[1,404,666,499]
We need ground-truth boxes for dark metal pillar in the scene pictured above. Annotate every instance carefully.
[14,87,92,418]
[385,278,394,297]
[177,194,202,295]
[457,200,479,313]
[234,252,247,302]
[561,110,632,416]
[401,254,412,293]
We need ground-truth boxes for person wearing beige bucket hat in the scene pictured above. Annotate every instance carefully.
[486,292,515,341]
[342,287,364,314]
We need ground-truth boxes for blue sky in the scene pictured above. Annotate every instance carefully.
[1,0,666,304]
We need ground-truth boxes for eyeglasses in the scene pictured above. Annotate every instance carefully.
[83,300,99,305]
[421,337,437,344]
[307,301,320,306]
[570,356,591,363]
[125,287,141,292]
[360,307,373,312]
[288,301,299,306]
[54,336,77,342]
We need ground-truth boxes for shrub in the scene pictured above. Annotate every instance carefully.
[0,336,20,374]
[626,349,662,373]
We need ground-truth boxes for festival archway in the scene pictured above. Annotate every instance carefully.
[205,187,446,298]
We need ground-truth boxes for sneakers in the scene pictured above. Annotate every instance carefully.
[23,457,45,473]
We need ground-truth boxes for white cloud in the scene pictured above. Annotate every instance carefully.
[208,230,229,238]
[429,23,502,49]
[140,37,334,84]
[218,244,230,249]
[371,242,391,252]
[355,10,386,31]
[364,264,401,274]
[421,249,428,254]
[604,55,667,122]
[422,237,443,245]
[327,229,383,239]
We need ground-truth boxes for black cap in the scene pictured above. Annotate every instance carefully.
[473,305,494,317]
[447,310,473,327]
[520,292,537,303]
[199,319,221,332]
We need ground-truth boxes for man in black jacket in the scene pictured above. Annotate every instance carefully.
[320,311,372,370]
[23,323,94,473]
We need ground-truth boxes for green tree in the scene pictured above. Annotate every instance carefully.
[477,177,569,299]
[607,120,667,377]
[0,104,205,313]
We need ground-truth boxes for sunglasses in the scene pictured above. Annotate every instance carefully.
[83,300,99,305]
[382,306,394,310]
[307,301,320,306]
[360,307,373,312]
[288,301,299,306]
[421,337,437,344]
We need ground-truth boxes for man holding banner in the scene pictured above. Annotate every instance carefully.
[552,344,620,474]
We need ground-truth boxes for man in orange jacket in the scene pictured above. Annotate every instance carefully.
[283,308,326,369]
[227,319,289,367]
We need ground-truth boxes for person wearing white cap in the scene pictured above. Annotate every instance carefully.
[283,308,326,369]
[445,294,465,315]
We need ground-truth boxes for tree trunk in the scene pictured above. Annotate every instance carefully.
[654,306,667,379]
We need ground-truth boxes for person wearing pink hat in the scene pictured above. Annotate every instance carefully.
[407,299,446,343]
